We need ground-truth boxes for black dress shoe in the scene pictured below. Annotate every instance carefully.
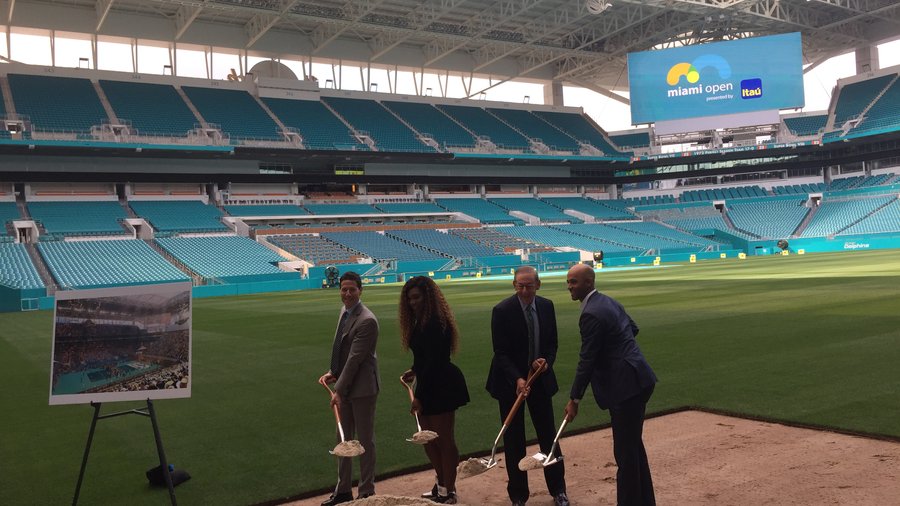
[358,492,375,499]
[553,492,570,506]
[511,500,526,506]
[320,492,353,506]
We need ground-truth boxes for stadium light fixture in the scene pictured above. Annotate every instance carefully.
[523,95,530,103]
[586,0,611,14]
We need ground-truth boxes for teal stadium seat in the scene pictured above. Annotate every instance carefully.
[261,97,369,150]
[322,97,435,152]
[436,104,531,151]
[28,201,127,236]
[99,80,198,137]
[0,243,44,289]
[381,101,476,149]
[181,87,282,141]
[37,239,188,289]
[8,74,108,133]
[435,198,525,225]
[155,236,293,282]
[486,108,580,152]
[531,110,623,155]
[129,200,228,233]
[609,132,651,149]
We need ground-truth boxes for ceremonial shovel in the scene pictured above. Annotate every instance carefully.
[400,375,438,444]
[518,415,568,471]
[319,379,365,457]
[457,363,547,480]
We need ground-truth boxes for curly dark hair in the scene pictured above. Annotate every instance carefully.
[398,276,459,354]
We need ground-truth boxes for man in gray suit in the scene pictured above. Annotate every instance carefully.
[564,263,657,506]
[318,271,380,506]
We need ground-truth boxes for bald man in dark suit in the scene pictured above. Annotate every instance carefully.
[564,263,657,506]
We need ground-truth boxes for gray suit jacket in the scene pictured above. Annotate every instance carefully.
[570,291,656,409]
[332,302,381,399]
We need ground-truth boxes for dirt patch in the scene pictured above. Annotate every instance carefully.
[288,410,900,505]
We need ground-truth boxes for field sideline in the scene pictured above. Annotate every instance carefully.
[1,250,898,505]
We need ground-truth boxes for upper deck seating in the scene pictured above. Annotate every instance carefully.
[832,74,896,125]
[486,108,579,152]
[8,74,107,133]
[609,132,651,149]
[381,101,476,149]
[100,80,197,137]
[783,115,827,136]
[436,104,530,151]
[322,97,434,152]
[182,86,281,141]
[261,97,368,150]
[531,111,621,155]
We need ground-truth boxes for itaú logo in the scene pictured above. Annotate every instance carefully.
[665,54,733,99]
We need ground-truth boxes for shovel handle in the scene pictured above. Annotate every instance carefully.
[400,375,416,402]
[502,363,547,426]
[320,379,344,434]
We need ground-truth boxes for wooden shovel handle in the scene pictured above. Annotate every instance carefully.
[320,379,342,426]
[502,363,548,426]
[400,376,416,402]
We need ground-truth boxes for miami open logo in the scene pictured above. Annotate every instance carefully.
[665,55,736,101]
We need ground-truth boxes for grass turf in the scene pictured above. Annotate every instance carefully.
[1,249,898,505]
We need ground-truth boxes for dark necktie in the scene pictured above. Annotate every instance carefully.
[525,304,536,364]
[329,311,349,376]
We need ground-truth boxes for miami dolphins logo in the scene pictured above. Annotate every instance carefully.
[666,54,732,85]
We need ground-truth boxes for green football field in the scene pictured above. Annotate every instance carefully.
[1,250,899,505]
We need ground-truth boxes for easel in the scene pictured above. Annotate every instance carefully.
[73,399,177,506]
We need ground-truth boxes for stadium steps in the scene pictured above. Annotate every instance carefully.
[319,100,373,150]
[791,205,819,237]
[547,225,637,251]
[721,209,761,239]
[174,86,210,129]
[382,231,451,258]
[143,238,203,285]
[120,198,138,219]
[378,102,443,152]
[832,197,897,235]
[855,74,900,132]
[23,242,57,294]
[91,81,120,124]
[0,77,17,117]
[251,95,297,145]
[483,109,538,151]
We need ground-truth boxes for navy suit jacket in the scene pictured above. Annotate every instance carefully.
[570,291,656,409]
[486,294,559,399]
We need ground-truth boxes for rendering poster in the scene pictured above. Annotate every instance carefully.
[49,282,192,406]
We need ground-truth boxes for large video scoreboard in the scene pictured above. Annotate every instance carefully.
[628,33,804,127]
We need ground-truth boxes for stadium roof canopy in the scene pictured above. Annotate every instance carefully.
[7,0,900,95]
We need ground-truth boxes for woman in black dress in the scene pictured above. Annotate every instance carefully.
[400,276,469,505]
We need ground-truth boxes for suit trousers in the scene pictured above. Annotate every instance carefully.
[336,393,377,496]
[498,389,566,502]
[608,384,655,506]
